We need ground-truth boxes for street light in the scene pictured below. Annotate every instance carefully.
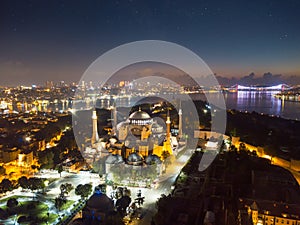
[44,180,49,193]
[25,136,31,142]
[14,214,18,225]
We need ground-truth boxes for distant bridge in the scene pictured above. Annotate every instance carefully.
[229,84,292,91]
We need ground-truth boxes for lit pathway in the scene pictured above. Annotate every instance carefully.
[131,148,194,225]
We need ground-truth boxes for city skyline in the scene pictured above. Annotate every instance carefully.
[1,0,300,86]
[1,2,300,224]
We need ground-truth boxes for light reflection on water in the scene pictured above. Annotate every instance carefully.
[12,91,300,121]
[193,91,300,120]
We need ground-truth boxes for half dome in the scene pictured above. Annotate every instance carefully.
[145,154,162,165]
[105,154,124,164]
[127,152,143,165]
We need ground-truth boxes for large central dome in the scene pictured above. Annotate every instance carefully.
[129,109,152,125]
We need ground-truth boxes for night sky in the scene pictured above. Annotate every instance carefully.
[1,0,300,86]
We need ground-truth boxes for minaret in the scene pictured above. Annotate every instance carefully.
[178,102,183,139]
[91,109,99,146]
[166,110,171,143]
[112,102,117,135]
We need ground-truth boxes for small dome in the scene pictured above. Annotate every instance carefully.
[85,192,114,212]
[127,152,143,165]
[145,154,162,165]
[105,154,124,164]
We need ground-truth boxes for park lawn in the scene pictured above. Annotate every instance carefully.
[1,200,58,224]
[60,199,75,211]
[36,213,58,225]
[0,195,26,205]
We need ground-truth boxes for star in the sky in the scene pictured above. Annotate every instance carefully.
[279,34,288,40]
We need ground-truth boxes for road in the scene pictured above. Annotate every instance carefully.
[45,171,101,201]
[130,148,194,225]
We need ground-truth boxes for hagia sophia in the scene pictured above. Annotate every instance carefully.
[83,104,183,177]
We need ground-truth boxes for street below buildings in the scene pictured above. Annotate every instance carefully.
[127,148,194,225]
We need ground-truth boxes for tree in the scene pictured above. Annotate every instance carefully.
[239,142,247,152]
[65,183,74,194]
[0,166,6,176]
[27,178,45,195]
[31,165,38,171]
[230,128,237,137]
[18,176,29,190]
[7,198,18,208]
[0,179,13,192]
[55,197,66,211]
[60,183,73,199]
[116,195,131,216]
[230,145,238,152]
[38,150,54,169]
[123,187,131,197]
[57,164,63,177]
[17,215,27,224]
[161,151,170,160]
[75,184,93,200]
[0,208,9,220]
[97,184,107,193]
[156,194,167,209]
[142,165,157,181]
[164,155,175,169]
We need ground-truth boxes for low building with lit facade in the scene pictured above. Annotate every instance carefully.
[18,151,33,167]
[237,159,300,225]
[238,199,300,225]
[0,147,20,163]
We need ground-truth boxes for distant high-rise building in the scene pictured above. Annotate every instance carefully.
[45,81,54,89]
[57,80,65,87]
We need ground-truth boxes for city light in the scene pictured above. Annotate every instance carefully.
[1,1,300,224]
[25,136,31,142]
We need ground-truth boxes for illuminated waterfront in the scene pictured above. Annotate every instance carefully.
[4,91,300,121]
[192,91,300,120]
